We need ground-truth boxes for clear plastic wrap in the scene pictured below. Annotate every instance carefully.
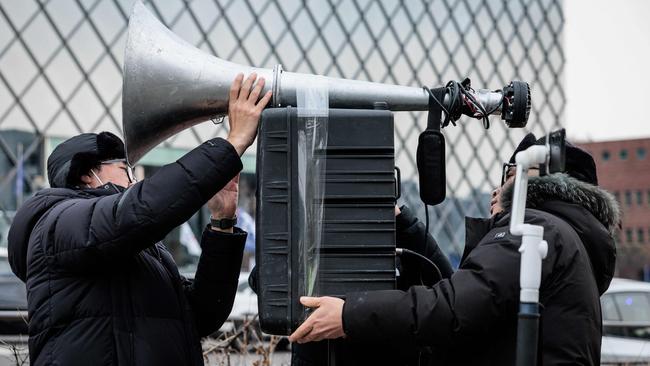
[296,76,329,303]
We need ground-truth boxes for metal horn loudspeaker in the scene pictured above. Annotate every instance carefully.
[122,0,530,163]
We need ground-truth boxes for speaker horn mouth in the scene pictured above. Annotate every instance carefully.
[122,0,528,164]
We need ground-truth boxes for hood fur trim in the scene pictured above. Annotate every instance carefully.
[501,173,621,235]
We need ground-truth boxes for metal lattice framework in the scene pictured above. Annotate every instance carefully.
[0,0,564,257]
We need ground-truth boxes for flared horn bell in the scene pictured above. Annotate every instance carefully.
[122,1,432,163]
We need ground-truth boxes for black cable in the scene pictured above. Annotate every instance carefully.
[457,80,490,129]
[423,86,452,127]
[424,203,430,263]
[425,204,442,283]
[444,80,463,125]
[439,81,465,126]
[425,80,502,129]
[484,89,504,116]
[396,247,442,285]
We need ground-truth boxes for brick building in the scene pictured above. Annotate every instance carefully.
[578,138,650,280]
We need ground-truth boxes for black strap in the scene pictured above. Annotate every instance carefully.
[425,87,447,131]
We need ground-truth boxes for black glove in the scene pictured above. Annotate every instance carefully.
[396,205,454,286]
[248,265,259,294]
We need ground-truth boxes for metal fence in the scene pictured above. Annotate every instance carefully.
[0,0,564,258]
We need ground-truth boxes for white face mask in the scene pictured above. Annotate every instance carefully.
[90,169,104,187]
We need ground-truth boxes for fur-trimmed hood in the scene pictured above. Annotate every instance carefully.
[501,173,619,294]
[502,173,620,235]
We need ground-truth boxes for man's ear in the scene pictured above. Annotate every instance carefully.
[79,173,93,185]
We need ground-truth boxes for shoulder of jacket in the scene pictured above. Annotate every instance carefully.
[524,208,576,235]
[476,209,568,246]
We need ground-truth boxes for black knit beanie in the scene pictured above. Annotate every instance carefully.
[47,132,126,188]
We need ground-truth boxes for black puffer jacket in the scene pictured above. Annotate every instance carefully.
[8,138,245,366]
[290,206,454,366]
[343,174,619,365]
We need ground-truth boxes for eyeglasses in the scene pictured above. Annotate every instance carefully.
[100,158,137,184]
[500,162,539,186]
[501,163,516,186]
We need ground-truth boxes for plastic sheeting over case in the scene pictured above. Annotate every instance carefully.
[255,107,397,335]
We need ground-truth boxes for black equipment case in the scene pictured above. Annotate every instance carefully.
[255,107,397,335]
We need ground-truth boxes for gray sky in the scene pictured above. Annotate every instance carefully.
[564,0,650,142]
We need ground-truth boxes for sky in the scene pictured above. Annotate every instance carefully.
[564,0,650,142]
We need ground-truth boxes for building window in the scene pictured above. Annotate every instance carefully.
[638,191,644,205]
[638,147,647,160]
[620,149,628,160]
[626,229,633,243]
[648,190,650,206]
[602,150,610,161]
[640,228,646,244]
[625,190,632,206]
[614,191,620,203]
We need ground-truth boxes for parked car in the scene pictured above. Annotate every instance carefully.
[230,272,257,323]
[0,247,28,340]
[218,272,258,333]
[601,278,650,364]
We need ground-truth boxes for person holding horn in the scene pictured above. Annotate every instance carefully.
[8,73,270,366]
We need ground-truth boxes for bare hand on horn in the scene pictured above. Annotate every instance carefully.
[226,72,272,156]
